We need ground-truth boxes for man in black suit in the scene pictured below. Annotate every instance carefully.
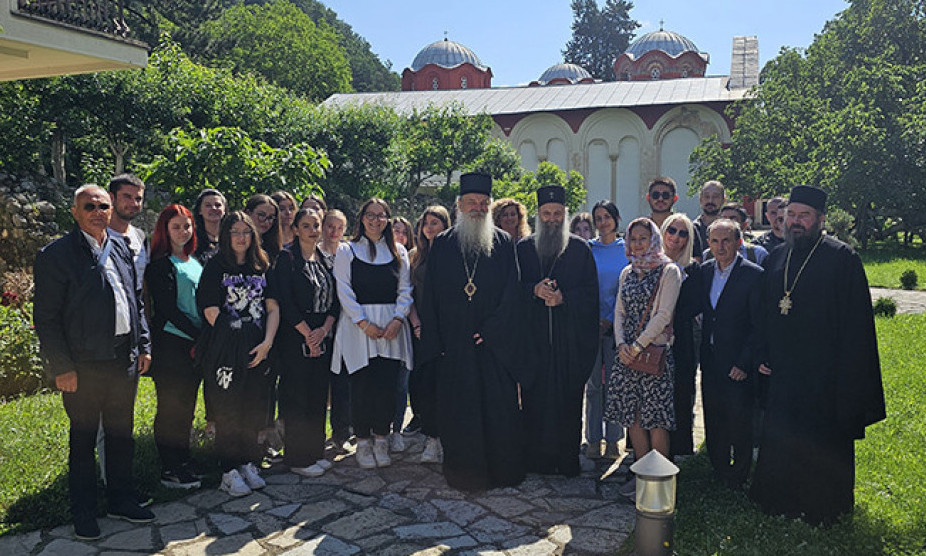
[34,184,153,539]
[699,218,764,488]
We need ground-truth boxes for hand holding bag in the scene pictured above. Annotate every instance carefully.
[627,268,668,376]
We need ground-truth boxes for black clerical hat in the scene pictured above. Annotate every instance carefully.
[537,185,566,207]
[789,185,827,213]
[459,173,492,196]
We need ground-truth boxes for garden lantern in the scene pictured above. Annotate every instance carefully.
[629,449,679,556]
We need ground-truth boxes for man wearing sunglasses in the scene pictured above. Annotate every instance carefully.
[34,184,153,540]
[646,177,679,228]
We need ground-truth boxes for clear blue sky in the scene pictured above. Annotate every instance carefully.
[322,0,850,87]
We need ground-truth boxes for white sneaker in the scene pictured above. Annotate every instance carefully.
[291,463,326,478]
[420,437,443,463]
[390,432,406,453]
[373,437,391,467]
[315,458,333,471]
[220,469,251,497]
[238,462,266,490]
[356,439,376,469]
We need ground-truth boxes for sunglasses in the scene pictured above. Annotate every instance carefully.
[82,202,111,212]
[252,212,276,223]
[665,226,689,238]
[649,191,674,200]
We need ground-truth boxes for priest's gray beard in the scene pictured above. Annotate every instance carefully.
[534,211,570,266]
[455,207,495,258]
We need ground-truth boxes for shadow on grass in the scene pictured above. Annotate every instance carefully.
[668,453,906,555]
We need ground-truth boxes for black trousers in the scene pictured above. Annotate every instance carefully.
[349,357,401,439]
[701,354,754,487]
[278,333,331,467]
[409,358,440,438]
[63,342,138,517]
[329,363,352,443]
[206,364,267,472]
[151,332,200,471]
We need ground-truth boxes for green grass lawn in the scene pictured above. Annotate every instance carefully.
[860,243,926,290]
[664,314,926,555]
[2,316,924,554]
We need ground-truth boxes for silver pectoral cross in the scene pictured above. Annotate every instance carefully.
[779,294,793,315]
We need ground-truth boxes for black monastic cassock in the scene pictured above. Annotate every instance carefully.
[418,227,526,491]
[516,235,599,476]
[750,234,885,526]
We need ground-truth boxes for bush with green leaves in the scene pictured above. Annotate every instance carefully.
[900,269,918,290]
[872,297,898,318]
[0,303,44,400]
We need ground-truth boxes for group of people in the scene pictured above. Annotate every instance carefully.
[33,170,885,541]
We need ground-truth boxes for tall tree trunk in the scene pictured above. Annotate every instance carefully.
[51,128,66,183]
[855,203,869,249]
[109,140,128,175]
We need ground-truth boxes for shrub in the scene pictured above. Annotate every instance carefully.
[872,297,898,318]
[900,269,918,290]
[0,302,45,399]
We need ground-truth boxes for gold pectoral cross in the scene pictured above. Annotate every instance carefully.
[779,294,793,315]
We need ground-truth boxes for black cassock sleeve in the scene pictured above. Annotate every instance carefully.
[834,247,885,439]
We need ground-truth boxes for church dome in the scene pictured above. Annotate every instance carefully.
[625,29,700,59]
[537,63,592,84]
[411,38,486,71]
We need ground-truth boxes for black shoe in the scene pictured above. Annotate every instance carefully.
[107,500,155,523]
[161,468,202,490]
[402,416,422,436]
[73,513,101,540]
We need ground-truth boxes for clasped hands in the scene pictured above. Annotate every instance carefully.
[533,279,564,307]
[358,318,403,341]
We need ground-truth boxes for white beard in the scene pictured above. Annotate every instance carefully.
[534,211,570,264]
[455,207,495,258]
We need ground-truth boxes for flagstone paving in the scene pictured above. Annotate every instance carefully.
[3,435,645,555]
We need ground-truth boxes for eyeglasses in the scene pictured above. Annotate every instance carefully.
[252,212,276,223]
[82,202,111,212]
[364,212,388,221]
[665,226,689,238]
[649,191,673,200]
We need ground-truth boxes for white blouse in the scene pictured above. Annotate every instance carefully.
[331,237,414,374]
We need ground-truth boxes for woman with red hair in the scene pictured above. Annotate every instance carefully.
[144,204,204,490]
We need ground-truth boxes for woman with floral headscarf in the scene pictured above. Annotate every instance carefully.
[605,217,682,498]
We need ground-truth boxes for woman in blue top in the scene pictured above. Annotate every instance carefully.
[584,200,629,459]
[145,204,204,490]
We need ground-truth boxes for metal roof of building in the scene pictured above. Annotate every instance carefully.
[410,39,486,71]
[625,29,701,59]
[537,63,592,84]
[324,76,749,116]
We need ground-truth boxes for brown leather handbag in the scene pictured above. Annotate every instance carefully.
[627,272,668,376]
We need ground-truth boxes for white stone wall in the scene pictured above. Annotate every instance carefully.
[496,104,732,222]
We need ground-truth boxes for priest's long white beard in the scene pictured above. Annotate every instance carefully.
[456,208,495,258]
[535,212,570,263]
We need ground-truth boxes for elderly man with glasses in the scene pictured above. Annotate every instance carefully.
[34,184,153,540]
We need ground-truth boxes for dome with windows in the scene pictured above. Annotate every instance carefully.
[624,29,701,60]
[536,63,593,85]
[411,38,486,71]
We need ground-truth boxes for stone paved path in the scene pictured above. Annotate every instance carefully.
[870,287,926,314]
[1,434,644,556]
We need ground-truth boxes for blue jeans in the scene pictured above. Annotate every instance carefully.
[585,336,623,445]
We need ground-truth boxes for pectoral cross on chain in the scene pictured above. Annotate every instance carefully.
[778,294,793,315]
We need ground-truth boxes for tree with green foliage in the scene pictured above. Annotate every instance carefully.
[399,103,495,196]
[494,161,587,214]
[690,0,926,246]
[139,126,328,209]
[563,0,639,81]
[199,0,351,99]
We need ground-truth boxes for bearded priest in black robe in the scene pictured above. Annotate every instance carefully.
[418,173,526,492]
[750,185,885,526]
[516,185,599,476]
